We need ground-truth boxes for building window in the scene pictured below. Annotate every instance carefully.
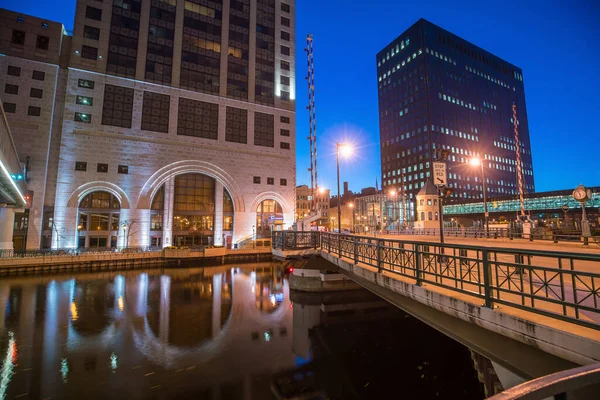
[281,75,290,86]
[3,103,16,113]
[36,35,49,50]
[76,95,93,106]
[281,2,290,12]
[281,16,290,27]
[32,70,45,81]
[118,165,129,174]
[177,98,219,139]
[225,106,248,144]
[97,163,108,173]
[11,30,25,45]
[280,31,290,41]
[7,66,20,77]
[280,178,287,186]
[74,112,92,123]
[75,161,87,171]
[280,142,290,149]
[102,84,134,128]
[30,88,43,98]
[280,129,290,136]
[281,60,290,71]
[253,176,261,184]
[280,45,290,56]
[78,79,95,89]
[4,84,18,95]
[86,6,102,21]
[81,45,98,60]
[280,116,290,124]
[267,178,274,185]
[141,91,170,133]
[254,112,274,147]
[28,106,41,116]
[280,90,290,100]
[83,25,100,40]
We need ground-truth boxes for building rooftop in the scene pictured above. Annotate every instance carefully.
[418,180,438,196]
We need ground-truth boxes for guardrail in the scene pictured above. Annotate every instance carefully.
[384,228,597,244]
[0,246,162,258]
[282,231,600,330]
[272,231,320,250]
[488,362,600,400]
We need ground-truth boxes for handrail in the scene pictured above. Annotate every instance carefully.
[488,362,600,400]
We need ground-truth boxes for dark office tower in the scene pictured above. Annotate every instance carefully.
[376,19,534,205]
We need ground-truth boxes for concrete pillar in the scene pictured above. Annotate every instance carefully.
[214,181,224,246]
[135,0,151,82]
[159,275,170,344]
[218,0,230,97]
[53,205,78,249]
[248,0,257,102]
[171,0,185,87]
[119,208,151,247]
[0,208,15,250]
[212,274,222,338]
[162,177,175,247]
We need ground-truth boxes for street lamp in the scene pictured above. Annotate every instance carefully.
[469,157,489,236]
[349,203,355,233]
[336,142,352,234]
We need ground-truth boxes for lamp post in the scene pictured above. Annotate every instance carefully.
[349,203,355,233]
[336,142,352,234]
[470,157,489,236]
[573,185,592,246]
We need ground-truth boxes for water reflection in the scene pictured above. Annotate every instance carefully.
[0,262,491,399]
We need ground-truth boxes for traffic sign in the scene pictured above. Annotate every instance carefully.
[561,204,569,212]
[433,162,447,186]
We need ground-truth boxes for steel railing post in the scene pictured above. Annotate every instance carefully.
[377,239,382,273]
[353,236,358,264]
[482,249,493,308]
[415,244,422,286]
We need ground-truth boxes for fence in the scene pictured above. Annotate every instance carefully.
[272,231,320,250]
[310,232,600,330]
[0,246,162,259]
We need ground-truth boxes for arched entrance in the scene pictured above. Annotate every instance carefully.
[77,191,121,248]
[173,174,215,247]
[256,200,283,238]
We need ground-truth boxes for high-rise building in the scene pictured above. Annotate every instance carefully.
[376,19,534,209]
[0,0,296,251]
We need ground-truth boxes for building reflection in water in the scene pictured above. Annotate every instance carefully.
[0,261,498,399]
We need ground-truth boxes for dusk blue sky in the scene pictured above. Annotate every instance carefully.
[5,0,599,194]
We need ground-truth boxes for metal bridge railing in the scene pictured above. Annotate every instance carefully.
[284,231,600,330]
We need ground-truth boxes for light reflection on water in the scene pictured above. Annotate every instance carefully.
[0,263,293,399]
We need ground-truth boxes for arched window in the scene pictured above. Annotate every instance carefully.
[435,212,439,221]
[428,211,432,221]
[77,191,121,249]
[150,185,164,247]
[223,189,234,232]
[173,174,215,247]
[256,200,283,237]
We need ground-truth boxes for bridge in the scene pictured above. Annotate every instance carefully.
[0,102,28,250]
[273,231,600,398]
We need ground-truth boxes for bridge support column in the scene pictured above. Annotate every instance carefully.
[0,208,15,250]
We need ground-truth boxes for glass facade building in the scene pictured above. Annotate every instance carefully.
[376,19,535,208]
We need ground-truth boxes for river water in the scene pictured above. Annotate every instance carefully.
[0,262,492,399]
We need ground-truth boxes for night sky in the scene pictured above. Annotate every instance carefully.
[5,0,599,194]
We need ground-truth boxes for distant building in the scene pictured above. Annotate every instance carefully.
[376,19,535,211]
[295,184,329,227]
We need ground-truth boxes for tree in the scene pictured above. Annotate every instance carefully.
[53,223,66,249]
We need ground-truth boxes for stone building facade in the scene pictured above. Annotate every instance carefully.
[0,0,296,250]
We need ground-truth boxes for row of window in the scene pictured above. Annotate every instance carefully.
[1,103,40,116]
[378,37,410,66]
[5,84,43,98]
[11,29,50,50]
[253,176,287,186]
[74,162,129,174]
[6,66,46,80]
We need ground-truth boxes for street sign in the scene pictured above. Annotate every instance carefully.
[561,204,569,212]
[433,162,447,186]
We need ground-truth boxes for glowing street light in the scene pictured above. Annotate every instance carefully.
[336,142,352,234]
[469,157,489,235]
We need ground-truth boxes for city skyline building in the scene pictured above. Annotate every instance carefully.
[376,18,535,211]
[0,0,296,250]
